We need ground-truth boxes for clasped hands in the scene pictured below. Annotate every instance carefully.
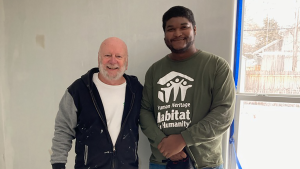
[157,134,187,161]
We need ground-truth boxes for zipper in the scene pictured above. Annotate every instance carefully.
[89,89,109,132]
[84,145,88,165]
[120,93,135,129]
[88,87,116,168]
[112,146,116,169]
[134,141,137,161]
[113,93,135,169]
[114,93,135,149]
[88,84,136,169]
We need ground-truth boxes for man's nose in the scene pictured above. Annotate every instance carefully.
[174,29,182,37]
[109,56,117,64]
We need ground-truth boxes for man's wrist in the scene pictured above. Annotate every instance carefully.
[177,134,187,147]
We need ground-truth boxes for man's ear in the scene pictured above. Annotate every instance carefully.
[194,25,197,35]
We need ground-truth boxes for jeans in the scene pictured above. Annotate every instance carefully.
[149,163,223,169]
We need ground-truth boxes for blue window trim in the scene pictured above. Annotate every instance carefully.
[229,0,243,169]
[233,0,243,88]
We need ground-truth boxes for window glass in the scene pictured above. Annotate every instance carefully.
[240,0,300,94]
[237,101,300,169]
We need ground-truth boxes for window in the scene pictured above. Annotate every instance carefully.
[231,0,300,169]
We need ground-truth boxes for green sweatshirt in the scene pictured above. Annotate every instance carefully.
[140,50,235,169]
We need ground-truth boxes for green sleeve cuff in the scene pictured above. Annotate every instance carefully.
[154,131,167,147]
[181,129,194,146]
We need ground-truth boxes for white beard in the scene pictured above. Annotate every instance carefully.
[99,63,126,81]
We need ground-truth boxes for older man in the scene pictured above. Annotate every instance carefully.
[51,37,143,169]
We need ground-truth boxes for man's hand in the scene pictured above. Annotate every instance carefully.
[169,151,187,161]
[157,134,186,158]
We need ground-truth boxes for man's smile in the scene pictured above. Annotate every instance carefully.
[171,38,185,42]
[106,65,119,70]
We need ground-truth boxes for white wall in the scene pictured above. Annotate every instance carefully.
[0,0,236,169]
[1,0,7,168]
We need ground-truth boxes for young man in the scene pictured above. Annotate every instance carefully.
[140,6,235,169]
[50,37,143,169]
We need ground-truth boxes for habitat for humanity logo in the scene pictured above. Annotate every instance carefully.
[156,71,194,129]
[157,71,194,103]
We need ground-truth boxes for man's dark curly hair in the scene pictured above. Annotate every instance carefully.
[162,6,196,32]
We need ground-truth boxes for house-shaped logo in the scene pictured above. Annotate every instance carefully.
[157,71,194,103]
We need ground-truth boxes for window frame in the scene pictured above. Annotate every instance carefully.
[229,0,300,169]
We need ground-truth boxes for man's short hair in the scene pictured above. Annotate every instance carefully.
[162,6,196,32]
